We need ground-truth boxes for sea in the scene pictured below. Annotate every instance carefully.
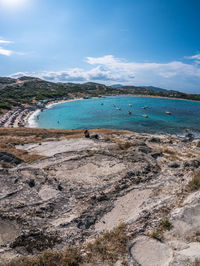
[28,96,200,138]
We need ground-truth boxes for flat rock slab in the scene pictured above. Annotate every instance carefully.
[131,236,173,266]
[46,154,126,185]
[0,219,20,246]
[95,189,152,232]
[16,138,113,156]
[170,242,200,265]
[38,186,59,201]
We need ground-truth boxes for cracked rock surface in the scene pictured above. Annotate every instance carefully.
[1,132,200,265]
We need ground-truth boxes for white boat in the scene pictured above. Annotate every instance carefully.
[116,107,121,110]
[129,104,132,107]
[143,114,148,118]
[165,111,171,115]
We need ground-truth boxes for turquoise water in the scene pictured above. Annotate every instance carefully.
[34,96,200,137]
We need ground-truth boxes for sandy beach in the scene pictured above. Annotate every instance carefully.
[0,97,84,128]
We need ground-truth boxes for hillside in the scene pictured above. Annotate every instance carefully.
[0,76,200,114]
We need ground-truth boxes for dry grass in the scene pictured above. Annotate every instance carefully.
[5,248,82,266]
[160,145,199,161]
[0,127,131,163]
[3,224,129,266]
[161,147,180,161]
[85,223,129,264]
[186,228,200,243]
[188,170,200,191]
[106,134,137,151]
[0,162,13,168]
[117,141,137,150]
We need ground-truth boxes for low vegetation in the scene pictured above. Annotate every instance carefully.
[4,224,129,266]
[151,218,172,241]
[117,141,136,150]
[86,223,129,264]
[5,248,82,266]
[160,219,172,230]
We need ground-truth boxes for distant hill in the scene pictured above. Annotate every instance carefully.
[141,86,178,93]
[0,76,200,113]
[111,84,124,88]
[119,85,179,94]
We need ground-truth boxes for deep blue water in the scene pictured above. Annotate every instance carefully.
[33,96,200,137]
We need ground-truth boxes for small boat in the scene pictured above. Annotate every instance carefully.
[165,111,171,115]
[128,111,132,115]
[143,114,148,118]
[142,106,148,109]
[116,107,121,110]
[129,104,132,107]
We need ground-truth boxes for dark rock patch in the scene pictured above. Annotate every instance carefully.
[0,152,23,166]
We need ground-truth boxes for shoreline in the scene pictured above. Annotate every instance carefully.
[1,94,200,130]
[27,97,84,128]
[111,94,200,103]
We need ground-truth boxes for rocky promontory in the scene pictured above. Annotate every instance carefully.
[0,128,200,265]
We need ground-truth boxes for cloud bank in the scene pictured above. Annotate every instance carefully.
[10,54,200,92]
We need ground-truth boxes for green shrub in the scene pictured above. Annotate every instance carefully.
[161,219,172,230]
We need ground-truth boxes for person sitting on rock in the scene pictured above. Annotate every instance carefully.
[84,129,90,138]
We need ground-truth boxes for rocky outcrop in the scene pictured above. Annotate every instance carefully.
[0,152,23,166]
[0,131,200,265]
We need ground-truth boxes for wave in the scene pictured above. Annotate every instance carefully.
[177,130,200,139]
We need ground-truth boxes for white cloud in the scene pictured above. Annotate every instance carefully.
[185,53,200,60]
[0,39,13,44]
[185,53,200,65]
[0,38,23,56]
[10,54,200,92]
[0,46,13,56]
[86,55,200,78]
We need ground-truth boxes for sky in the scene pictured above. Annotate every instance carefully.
[0,0,200,93]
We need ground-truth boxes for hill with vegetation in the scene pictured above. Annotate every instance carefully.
[0,76,200,113]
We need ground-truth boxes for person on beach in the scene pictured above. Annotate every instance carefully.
[84,129,90,138]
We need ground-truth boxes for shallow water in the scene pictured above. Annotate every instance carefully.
[32,96,200,136]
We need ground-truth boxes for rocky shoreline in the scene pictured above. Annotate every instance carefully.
[0,129,200,265]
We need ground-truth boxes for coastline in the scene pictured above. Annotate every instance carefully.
[27,97,84,128]
[0,94,200,129]
[112,94,200,103]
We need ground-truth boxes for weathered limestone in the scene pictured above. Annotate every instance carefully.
[1,132,200,264]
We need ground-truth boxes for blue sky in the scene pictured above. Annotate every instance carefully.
[0,0,200,93]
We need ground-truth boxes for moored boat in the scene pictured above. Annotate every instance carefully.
[165,111,171,115]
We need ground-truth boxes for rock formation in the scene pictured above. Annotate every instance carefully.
[0,130,200,265]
